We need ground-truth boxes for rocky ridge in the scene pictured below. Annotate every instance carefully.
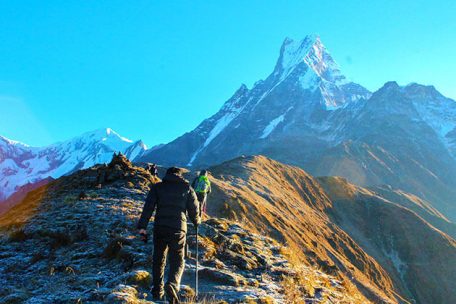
[0,155,366,304]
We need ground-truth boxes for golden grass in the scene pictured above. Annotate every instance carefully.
[0,184,49,230]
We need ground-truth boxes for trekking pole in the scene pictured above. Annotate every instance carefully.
[195,224,199,303]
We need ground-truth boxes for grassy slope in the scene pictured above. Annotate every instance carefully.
[318,176,456,304]
[206,155,402,303]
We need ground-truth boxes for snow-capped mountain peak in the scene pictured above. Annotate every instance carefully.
[276,35,317,78]
[59,128,136,154]
[0,128,147,200]
[266,35,370,110]
[0,135,29,148]
[83,128,132,142]
[68,128,133,145]
[274,35,348,87]
[142,35,372,167]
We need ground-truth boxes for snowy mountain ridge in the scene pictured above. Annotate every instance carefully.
[145,35,372,168]
[0,128,146,200]
[140,35,456,222]
[403,83,456,155]
[0,136,30,148]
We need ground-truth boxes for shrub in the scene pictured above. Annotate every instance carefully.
[63,195,77,205]
[30,252,47,264]
[126,270,152,288]
[8,229,28,242]
[48,231,72,248]
[72,225,89,242]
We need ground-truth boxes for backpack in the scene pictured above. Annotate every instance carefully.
[194,176,210,193]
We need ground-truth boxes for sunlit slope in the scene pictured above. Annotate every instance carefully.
[319,176,456,304]
[207,155,404,303]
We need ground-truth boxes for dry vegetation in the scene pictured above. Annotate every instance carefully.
[207,156,396,303]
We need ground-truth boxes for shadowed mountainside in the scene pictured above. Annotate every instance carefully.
[318,176,456,304]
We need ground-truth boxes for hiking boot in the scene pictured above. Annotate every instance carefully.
[165,284,180,304]
[152,294,164,302]
[151,288,164,302]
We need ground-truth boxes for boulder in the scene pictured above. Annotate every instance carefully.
[125,270,152,288]
[105,285,139,304]
[199,268,246,286]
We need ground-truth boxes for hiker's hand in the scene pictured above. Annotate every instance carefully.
[138,229,148,243]
[194,218,201,228]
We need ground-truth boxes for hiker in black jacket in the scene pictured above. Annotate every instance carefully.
[137,167,200,303]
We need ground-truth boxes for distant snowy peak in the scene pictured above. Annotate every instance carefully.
[403,84,456,157]
[0,128,147,200]
[0,135,29,148]
[58,128,135,155]
[68,127,132,145]
[125,140,148,161]
[366,81,456,159]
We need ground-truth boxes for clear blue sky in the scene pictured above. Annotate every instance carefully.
[1,0,455,147]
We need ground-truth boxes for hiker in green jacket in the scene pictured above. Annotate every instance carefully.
[191,170,211,217]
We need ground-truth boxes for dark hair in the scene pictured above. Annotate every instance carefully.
[166,167,183,175]
[200,170,207,176]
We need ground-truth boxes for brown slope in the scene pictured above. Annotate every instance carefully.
[0,178,53,216]
[205,155,406,303]
[318,176,456,304]
[0,182,51,230]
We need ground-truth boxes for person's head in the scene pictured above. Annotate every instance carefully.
[199,170,208,176]
[166,167,183,176]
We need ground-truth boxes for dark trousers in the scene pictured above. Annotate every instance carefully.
[196,192,207,216]
[152,226,186,297]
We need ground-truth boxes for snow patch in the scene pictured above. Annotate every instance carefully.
[279,35,316,82]
[385,249,407,279]
[260,107,294,139]
[0,135,29,147]
[187,96,253,166]
[412,96,456,156]
[299,69,319,91]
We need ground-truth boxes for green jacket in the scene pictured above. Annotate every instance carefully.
[192,175,211,194]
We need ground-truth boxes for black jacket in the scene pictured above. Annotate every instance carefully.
[137,173,200,232]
